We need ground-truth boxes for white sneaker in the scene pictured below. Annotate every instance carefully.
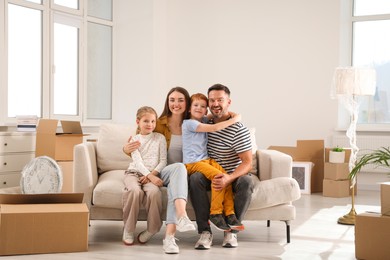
[163,235,179,254]
[137,230,154,244]
[176,216,196,232]
[195,231,213,250]
[222,232,238,248]
[122,230,134,246]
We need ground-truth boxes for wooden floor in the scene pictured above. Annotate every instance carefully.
[2,190,380,259]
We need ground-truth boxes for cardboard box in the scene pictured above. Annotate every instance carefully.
[355,212,390,260]
[269,140,324,192]
[324,162,350,180]
[381,182,390,216]
[322,179,350,197]
[57,161,74,193]
[0,193,88,256]
[35,119,86,161]
[292,161,313,194]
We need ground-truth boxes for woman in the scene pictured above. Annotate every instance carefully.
[123,87,195,254]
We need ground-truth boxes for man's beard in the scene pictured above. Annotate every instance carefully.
[210,106,226,118]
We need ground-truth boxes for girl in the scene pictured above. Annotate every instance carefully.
[122,106,167,246]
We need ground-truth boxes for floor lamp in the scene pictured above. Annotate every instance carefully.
[331,67,376,225]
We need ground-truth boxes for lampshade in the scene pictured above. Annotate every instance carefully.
[333,67,376,96]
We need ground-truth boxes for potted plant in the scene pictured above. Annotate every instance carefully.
[329,146,346,163]
[349,147,390,180]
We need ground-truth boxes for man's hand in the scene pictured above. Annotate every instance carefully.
[123,135,141,155]
[212,173,232,190]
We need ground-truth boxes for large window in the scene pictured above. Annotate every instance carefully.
[3,0,113,123]
[352,0,390,127]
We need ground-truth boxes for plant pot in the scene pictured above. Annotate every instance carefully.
[329,151,346,163]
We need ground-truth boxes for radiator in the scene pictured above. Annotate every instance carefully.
[332,135,390,173]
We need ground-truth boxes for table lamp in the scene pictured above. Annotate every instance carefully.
[331,67,376,225]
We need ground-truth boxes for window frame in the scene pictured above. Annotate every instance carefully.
[337,0,390,132]
[1,0,113,126]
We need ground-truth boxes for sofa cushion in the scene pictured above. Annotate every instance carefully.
[249,175,301,209]
[92,170,125,209]
[96,124,137,174]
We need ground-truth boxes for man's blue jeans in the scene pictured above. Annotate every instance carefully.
[189,172,254,233]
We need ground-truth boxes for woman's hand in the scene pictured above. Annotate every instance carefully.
[123,135,141,156]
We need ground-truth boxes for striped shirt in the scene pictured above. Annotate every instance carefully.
[207,121,252,174]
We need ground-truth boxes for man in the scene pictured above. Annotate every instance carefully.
[189,83,254,249]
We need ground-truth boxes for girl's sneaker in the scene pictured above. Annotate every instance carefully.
[137,230,155,244]
[123,230,134,245]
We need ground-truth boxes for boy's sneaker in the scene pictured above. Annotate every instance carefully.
[209,214,231,231]
[122,230,134,246]
[176,216,196,232]
[137,230,154,244]
[226,214,245,231]
[195,231,213,250]
[163,235,179,254]
[222,232,238,248]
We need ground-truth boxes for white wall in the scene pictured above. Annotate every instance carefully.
[114,0,341,149]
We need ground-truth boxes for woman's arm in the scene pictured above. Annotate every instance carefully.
[123,135,141,156]
[196,113,241,133]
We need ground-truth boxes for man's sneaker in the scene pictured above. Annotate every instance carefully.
[195,231,213,250]
[122,230,134,246]
[226,214,245,231]
[176,216,196,232]
[222,232,238,248]
[163,235,179,254]
[137,230,154,244]
[209,214,231,231]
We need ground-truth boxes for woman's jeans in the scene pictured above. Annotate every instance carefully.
[160,163,189,225]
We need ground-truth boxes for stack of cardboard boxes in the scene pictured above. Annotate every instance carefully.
[0,119,90,256]
[355,182,390,259]
[35,119,86,192]
[323,148,355,197]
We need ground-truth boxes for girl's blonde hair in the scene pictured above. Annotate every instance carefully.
[136,106,158,133]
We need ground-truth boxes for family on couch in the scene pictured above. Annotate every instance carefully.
[122,84,254,254]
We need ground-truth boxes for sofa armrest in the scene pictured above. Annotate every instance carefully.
[73,142,99,208]
[257,149,293,181]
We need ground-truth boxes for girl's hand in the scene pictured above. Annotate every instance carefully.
[147,174,164,187]
[139,175,150,184]
[123,135,141,155]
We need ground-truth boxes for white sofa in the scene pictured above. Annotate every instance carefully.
[73,124,301,243]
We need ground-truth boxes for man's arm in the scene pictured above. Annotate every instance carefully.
[212,149,252,190]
